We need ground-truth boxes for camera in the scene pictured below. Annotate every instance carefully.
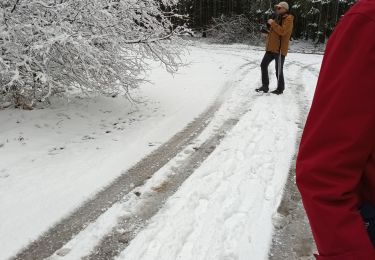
[261,26,270,34]
[260,12,278,34]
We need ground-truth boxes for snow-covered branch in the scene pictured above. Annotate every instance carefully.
[0,0,185,108]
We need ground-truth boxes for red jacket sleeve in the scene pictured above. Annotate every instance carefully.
[296,11,375,260]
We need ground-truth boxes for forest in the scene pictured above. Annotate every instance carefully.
[176,0,356,43]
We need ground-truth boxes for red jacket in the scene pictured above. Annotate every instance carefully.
[296,1,375,259]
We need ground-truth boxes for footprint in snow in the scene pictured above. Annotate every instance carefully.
[148,142,162,147]
[57,113,71,120]
[100,109,112,114]
[183,149,194,155]
[56,248,71,257]
[0,169,10,179]
[48,146,65,155]
[17,136,27,145]
[82,135,95,141]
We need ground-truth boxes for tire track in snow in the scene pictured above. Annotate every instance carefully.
[82,64,259,260]
[269,62,319,260]
[114,69,301,260]
[12,61,256,260]
[85,119,241,260]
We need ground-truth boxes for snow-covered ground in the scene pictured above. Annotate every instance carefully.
[0,45,248,259]
[118,85,300,260]
[116,51,322,260]
[0,43,323,260]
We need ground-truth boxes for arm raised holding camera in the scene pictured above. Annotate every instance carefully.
[268,15,294,36]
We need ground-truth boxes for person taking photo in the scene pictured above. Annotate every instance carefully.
[256,1,294,95]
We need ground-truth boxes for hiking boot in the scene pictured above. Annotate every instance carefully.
[255,86,269,93]
[271,89,284,95]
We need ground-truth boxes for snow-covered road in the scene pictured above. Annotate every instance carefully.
[0,43,323,260]
[116,52,322,260]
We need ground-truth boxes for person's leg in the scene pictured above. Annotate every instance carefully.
[257,52,275,92]
[274,54,286,92]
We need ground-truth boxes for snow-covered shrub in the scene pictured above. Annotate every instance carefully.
[205,15,261,45]
[0,0,185,108]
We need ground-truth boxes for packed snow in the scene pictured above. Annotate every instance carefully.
[0,43,322,260]
[116,51,322,260]
[117,87,300,260]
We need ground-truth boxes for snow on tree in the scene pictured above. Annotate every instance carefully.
[0,0,185,108]
[176,0,355,43]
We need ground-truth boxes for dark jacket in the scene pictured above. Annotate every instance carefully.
[296,1,375,259]
[266,14,294,56]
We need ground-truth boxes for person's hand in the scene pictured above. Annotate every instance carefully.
[267,19,274,25]
[261,27,269,34]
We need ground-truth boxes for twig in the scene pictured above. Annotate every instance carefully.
[11,0,20,13]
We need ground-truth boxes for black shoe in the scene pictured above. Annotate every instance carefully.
[255,86,269,93]
[271,89,284,95]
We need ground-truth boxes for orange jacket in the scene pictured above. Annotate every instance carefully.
[266,14,294,56]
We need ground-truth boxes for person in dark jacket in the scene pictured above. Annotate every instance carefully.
[256,2,294,95]
[296,0,375,259]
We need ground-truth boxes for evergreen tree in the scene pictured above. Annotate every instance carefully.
[177,0,356,42]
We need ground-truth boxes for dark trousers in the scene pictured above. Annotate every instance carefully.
[261,51,286,91]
